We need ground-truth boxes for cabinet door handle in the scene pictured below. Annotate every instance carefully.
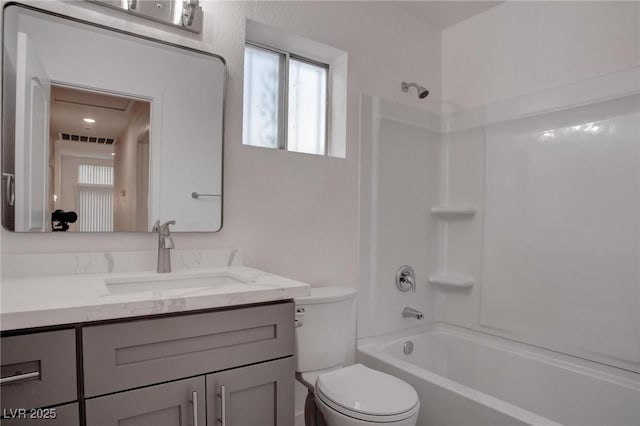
[0,371,40,385]
[2,173,14,207]
[191,390,198,426]
[218,385,226,425]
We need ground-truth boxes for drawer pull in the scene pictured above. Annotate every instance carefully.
[218,385,226,425]
[191,390,198,426]
[0,371,40,385]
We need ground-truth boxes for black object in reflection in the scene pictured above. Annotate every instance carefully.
[51,209,77,232]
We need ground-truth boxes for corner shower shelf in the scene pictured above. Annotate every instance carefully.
[430,205,477,220]
[428,274,474,289]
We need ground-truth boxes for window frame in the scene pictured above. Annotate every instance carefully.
[244,40,331,156]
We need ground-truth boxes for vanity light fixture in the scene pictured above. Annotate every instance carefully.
[92,0,203,34]
[83,118,96,124]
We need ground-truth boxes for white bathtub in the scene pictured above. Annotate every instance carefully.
[357,323,640,426]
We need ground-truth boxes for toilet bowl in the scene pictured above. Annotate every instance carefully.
[314,363,419,425]
[295,287,419,426]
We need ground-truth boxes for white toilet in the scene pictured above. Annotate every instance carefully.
[295,287,420,426]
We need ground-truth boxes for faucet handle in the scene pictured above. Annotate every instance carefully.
[153,220,176,234]
[162,236,175,249]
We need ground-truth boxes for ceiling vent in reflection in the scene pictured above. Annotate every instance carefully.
[59,133,116,144]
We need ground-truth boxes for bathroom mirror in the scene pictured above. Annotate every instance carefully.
[2,3,225,232]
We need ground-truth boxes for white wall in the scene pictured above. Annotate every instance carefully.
[1,1,441,292]
[440,1,640,372]
[114,101,149,232]
[442,1,640,111]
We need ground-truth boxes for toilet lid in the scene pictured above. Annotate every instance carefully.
[316,364,419,418]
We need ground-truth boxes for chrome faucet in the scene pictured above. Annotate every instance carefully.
[402,306,424,320]
[152,220,176,273]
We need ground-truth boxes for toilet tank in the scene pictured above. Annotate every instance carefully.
[294,287,357,373]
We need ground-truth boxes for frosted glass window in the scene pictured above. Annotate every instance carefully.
[287,58,327,155]
[242,43,329,156]
[242,44,283,149]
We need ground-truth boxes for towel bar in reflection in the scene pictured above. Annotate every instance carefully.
[191,192,221,199]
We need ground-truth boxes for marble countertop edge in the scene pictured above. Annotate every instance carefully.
[0,264,311,331]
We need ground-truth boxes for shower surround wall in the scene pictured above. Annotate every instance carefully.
[438,0,640,373]
[358,97,443,339]
[359,79,640,426]
[441,79,640,373]
[360,1,640,377]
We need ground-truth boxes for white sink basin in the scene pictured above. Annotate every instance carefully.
[104,272,249,294]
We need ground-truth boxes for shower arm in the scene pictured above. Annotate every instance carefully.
[401,81,429,99]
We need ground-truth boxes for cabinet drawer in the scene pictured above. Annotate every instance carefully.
[0,330,77,410]
[85,376,205,426]
[83,302,294,397]
[0,402,79,426]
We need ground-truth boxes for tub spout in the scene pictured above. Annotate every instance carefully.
[402,306,424,320]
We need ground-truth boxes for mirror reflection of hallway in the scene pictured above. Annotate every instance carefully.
[4,4,225,233]
[50,85,150,232]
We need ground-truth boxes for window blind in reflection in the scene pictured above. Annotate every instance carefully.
[77,164,113,232]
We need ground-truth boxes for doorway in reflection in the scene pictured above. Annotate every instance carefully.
[49,86,150,232]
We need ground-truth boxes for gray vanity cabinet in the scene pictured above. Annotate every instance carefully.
[84,376,206,426]
[206,357,295,426]
[83,301,295,425]
[1,301,295,426]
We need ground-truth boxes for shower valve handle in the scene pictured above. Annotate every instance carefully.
[396,265,416,292]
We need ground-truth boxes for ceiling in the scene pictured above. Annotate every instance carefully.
[50,86,140,143]
[394,1,504,29]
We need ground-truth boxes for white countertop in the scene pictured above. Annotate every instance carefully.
[1,250,310,331]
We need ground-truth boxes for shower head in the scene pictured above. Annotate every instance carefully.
[401,82,429,99]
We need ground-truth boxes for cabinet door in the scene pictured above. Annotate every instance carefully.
[206,357,294,426]
[85,376,205,426]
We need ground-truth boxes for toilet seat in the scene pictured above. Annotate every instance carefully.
[315,364,419,423]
